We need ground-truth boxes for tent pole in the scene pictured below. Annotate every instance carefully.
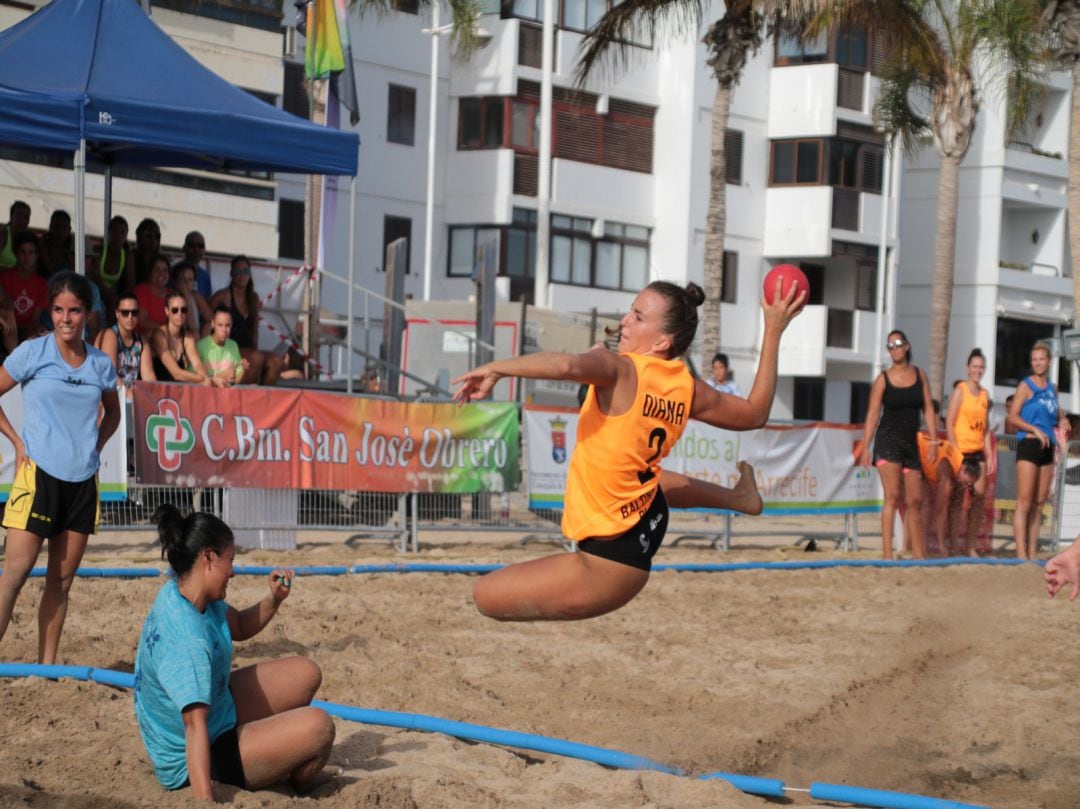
[346,175,356,394]
[74,140,86,275]
[103,164,112,244]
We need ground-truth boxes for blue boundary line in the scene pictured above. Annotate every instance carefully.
[0,663,990,808]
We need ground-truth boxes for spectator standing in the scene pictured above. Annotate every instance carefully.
[945,348,995,556]
[704,351,742,396]
[181,231,213,300]
[0,200,31,270]
[134,506,335,800]
[859,330,938,560]
[171,261,211,335]
[0,272,120,663]
[208,256,281,386]
[197,306,246,388]
[95,290,156,393]
[1007,341,1071,560]
[149,291,210,385]
[916,431,979,555]
[93,216,135,304]
[0,232,49,342]
[133,255,172,335]
[38,210,74,278]
[133,218,162,286]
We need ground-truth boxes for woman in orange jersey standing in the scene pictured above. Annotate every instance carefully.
[453,279,805,621]
[945,348,995,556]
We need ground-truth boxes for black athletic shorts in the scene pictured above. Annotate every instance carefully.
[962,450,985,465]
[210,726,246,788]
[1016,437,1054,467]
[578,488,668,572]
[2,459,98,537]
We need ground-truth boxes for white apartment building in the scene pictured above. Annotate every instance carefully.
[2,0,1073,420]
[295,5,899,418]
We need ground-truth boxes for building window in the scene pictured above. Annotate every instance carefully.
[775,21,828,64]
[770,139,822,185]
[595,222,650,290]
[850,381,871,424]
[506,0,651,47]
[855,261,876,311]
[995,318,1071,392]
[282,61,309,119]
[721,251,737,303]
[551,216,593,285]
[725,129,743,185]
[458,98,505,149]
[388,85,416,146]
[278,199,305,260]
[793,377,825,421]
[835,26,868,69]
[383,216,412,274]
[448,226,501,277]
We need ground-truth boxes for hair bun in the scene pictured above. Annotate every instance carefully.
[685,282,706,308]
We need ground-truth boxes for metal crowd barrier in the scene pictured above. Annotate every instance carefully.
[97,434,1080,556]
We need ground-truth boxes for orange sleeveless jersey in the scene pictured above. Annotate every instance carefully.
[917,432,962,485]
[953,384,988,454]
[561,353,695,541]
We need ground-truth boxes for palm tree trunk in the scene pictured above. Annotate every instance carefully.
[929,152,960,404]
[700,82,732,365]
[1070,59,1080,325]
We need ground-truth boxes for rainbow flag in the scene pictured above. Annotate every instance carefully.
[304,0,360,124]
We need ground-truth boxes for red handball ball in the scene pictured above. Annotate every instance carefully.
[763,264,810,307]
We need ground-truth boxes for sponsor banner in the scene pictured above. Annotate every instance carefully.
[133,382,518,493]
[0,388,127,502]
[523,405,881,514]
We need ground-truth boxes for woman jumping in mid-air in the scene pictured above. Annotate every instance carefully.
[453,278,805,621]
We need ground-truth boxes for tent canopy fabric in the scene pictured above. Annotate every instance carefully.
[0,0,358,175]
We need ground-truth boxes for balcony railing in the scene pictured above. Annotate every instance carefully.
[831,188,859,230]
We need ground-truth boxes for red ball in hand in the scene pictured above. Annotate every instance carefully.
[763,264,810,307]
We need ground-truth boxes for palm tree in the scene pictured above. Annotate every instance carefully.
[576,1,815,365]
[814,0,1046,402]
[1042,1,1080,326]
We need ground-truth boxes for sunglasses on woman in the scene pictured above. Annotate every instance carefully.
[886,339,907,349]
[117,308,139,317]
[169,306,188,315]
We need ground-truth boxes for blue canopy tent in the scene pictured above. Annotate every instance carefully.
[0,0,359,272]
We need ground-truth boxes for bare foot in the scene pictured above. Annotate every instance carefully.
[734,461,763,516]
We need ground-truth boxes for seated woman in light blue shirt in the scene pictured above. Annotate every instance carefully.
[134,505,335,800]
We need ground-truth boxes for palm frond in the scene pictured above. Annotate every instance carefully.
[874,61,934,157]
[964,0,1049,141]
[574,0,704,85]
[446,0,483,60]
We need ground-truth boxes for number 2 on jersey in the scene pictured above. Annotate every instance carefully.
[637,427,668,484]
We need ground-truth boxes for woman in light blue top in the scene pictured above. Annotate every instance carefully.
[134,505,335,801]
[0,271,120,664]
[1007,340,1071,560]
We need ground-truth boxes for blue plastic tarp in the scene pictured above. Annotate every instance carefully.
[0,0,358,175]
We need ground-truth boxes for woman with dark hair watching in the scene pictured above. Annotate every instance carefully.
[453,278,804,620]
[859,329,938,559]
[208,255,282,385]
[945,347,994,556]
[0,271,120,663]
[95,289,156,392]
[92,215,135,307]
[149,291,210,385]
[133,254,172,336]
[134,505,335,800]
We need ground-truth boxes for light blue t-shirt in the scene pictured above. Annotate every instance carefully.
[3,334,117,481]
[134,579,237,790]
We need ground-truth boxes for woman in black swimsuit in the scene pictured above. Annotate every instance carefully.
[149,291,210,385]
[859,330,938,559]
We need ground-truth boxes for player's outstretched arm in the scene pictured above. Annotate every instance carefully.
[1046,542,1080,601]
[453,349,621,404]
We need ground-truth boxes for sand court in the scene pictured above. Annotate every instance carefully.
[0,533,1077,808]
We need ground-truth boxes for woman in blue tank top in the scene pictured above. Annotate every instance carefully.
[1007,341,1071,560]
